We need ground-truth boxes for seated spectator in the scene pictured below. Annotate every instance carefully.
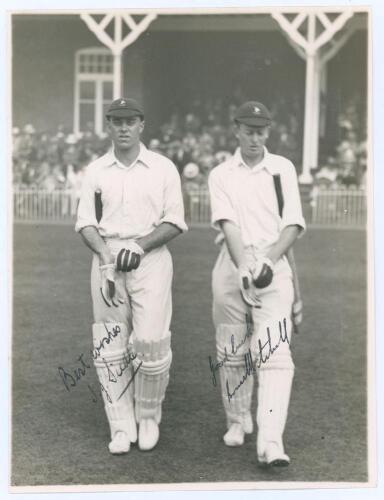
[356,138,367,188]
[181,163,204,192]
[198,153,216,184]
[148,138,162,154]
[185,113,201,134]
[198,133,215,155]
[36,162,57,191]
[215,150,232,165]
[314,156,340,189]
[336,129,359,187]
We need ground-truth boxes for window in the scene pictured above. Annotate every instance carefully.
[74,48,114,136]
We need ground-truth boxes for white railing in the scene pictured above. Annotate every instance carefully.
[183,187,211,224]
[12,186,213,224]
[13,187,367,227]
[13,188,79,221]
[311,188,366,227]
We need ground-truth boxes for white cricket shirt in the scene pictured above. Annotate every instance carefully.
[208,147,306,251]
[76,143,188,238]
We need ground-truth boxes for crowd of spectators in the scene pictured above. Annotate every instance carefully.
[12,97,304,198]
[12,123,110,197]
[12,96,367,203]
[313,95,367,190]
[147,96,303,192]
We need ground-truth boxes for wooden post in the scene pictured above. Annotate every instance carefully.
[272,9,354,184]
[113,52,122,99]
[80,12,157,101]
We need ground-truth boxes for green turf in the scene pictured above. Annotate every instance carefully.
[11,224,368,486]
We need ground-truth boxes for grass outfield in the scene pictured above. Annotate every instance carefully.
[11,224,368,486]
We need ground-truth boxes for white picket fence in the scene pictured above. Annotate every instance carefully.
[13,187,366,227]
[183,187,211,224]
[311,188,366,227]
[13,188,79,221]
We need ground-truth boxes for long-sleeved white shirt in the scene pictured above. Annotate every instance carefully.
[75,143,188,238]
[208,147,305,251]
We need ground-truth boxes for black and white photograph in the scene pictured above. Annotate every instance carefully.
[6,1,380,496]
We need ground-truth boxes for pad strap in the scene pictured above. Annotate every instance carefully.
[216,324,254,433]
[131,332,172,423]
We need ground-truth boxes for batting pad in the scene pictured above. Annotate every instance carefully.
[131,332,172,423]
[92,322,137,443]
[250,315,295,456]
[216,324,254,434]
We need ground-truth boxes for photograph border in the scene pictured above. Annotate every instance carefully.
[3,1,382,498]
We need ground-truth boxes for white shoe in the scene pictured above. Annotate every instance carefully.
[258,441,290,467]
[223,423,245,447]
[138,418,160,451]
[108,431,131,455]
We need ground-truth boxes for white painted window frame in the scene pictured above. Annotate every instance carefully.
[74,47,114,136]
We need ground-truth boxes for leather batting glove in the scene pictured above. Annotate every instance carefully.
[100,265,128,307]
[238,265,262,308]
[251,257,274,289]
[113,271,128,306]
[116,241,144,272]
[100,263,116,307]
[292,299,303,334]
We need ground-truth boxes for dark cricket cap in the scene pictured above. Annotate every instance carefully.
[105,97,144,118]
[234,101,271,126]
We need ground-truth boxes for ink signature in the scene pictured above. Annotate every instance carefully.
[57,323,141,403]
[208,314,253,387]
[208,316,290,402]
[227,318,290,402]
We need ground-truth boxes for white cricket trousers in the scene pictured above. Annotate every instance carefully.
[212,243,295,456]
[212,243,294,329]
[91,240,173,341]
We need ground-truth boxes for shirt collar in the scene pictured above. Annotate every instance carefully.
[233,147,274,174]
[105,142,151,169]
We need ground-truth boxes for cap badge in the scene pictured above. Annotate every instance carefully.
[120,100,126,106]
[253,106,261,114]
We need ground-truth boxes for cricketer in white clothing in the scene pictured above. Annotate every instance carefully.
[208,101,305,467]
[76,97,187,454]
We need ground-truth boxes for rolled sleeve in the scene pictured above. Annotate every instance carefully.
[75,166,99,233]
[280,163,306,235]
[208,170,238,230]
[159,164,188,233]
